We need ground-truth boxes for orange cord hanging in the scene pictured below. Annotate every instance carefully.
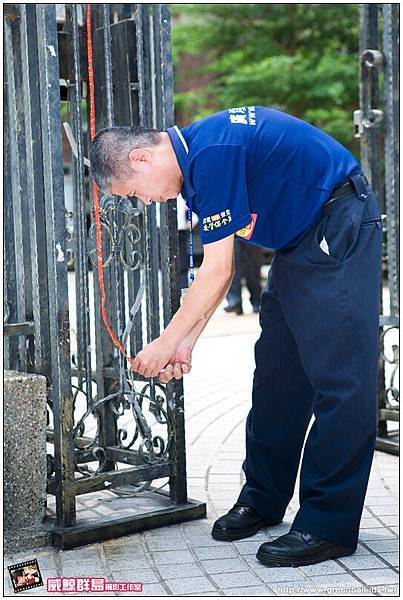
[86,4,134,365]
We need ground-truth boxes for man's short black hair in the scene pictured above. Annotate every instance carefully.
[90,126,161,193]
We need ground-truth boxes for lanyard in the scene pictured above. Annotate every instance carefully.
[173,125,195,288]
[186,197,195,285]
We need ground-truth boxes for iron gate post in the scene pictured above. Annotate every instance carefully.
[358,4,399,454]
[4,2,206,549]
[35,4,76,525]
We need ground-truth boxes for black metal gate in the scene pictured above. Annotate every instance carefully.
[4,3,205,549]
[357,4,399,454]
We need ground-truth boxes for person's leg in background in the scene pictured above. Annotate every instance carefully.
[242,241,264,312]
[225,238,243,314]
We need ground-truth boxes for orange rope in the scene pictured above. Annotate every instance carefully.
[86,4,134,364]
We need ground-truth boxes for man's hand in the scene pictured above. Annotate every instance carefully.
[158,339,193,384]
[131,336,176,378]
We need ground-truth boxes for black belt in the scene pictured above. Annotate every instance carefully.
[323,173,369,208]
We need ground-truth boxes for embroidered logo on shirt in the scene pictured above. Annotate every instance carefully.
[228,106,256,126]
[202,209,232,232]
[236,213,257,240]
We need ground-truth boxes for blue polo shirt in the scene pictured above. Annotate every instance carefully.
[166,107,361,250]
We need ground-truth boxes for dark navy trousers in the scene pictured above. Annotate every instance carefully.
[237,172,382,549]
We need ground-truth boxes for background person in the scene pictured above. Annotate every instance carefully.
[225,237,263,314]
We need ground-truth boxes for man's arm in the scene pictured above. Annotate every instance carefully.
[131,234,235,377]
[165,233,235,344]
[159,260,235,382]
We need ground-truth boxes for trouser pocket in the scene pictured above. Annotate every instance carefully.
[315,196,366,263]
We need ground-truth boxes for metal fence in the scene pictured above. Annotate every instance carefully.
[4,3,205,549]
[357,4,399,454]
[4,3,399,549]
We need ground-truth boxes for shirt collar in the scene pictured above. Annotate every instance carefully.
[166,125,195,199]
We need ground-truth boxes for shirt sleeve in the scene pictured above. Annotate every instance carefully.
[190,145,252,244]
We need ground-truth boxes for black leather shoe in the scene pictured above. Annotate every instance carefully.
[211,502,283,541]
[224,303,243,315]
[256,529,356,567]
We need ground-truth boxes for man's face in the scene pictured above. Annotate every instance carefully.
[109,139,183,205]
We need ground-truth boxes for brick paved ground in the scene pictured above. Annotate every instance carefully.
[4,301,399,597]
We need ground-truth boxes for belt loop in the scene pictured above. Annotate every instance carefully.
[350,171,368,201]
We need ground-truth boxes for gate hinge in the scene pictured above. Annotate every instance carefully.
[353,109,384,137]
[361,49,384,69]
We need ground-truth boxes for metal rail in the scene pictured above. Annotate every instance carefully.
[357,4,399,454]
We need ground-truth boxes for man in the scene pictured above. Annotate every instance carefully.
[90,106,382,567]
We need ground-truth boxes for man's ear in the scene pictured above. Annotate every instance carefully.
[128,148,152,169]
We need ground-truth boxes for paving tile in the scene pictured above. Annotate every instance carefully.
[212,502,234,511]
[110,568,159,584]
[60,562,105,578]
[311,573,364,588]
[201,558,248,574]
[358,528,397,541]
[353,568,399,585]
[367,505,399,516]
[155,562,204,580]
[207,483,241,490]
[364,539,399,553]
[143,528,184,541]
[106,557,152,572]
[193,546,237,561]
[232,540,262,555]
[5,549,56,564]
[222,585,274,595]
[144,537,189,552]
[151,549,194,565]
[354,546,372,556]
[209,570,262,589]
[252,565,308,584]
[103,542,146,557]
[184,592,221,596]
[135,582,169,595]
[59,546,102,563]
[382,552,400,567]
[365,496,398,505]
[181,523,215,536]
[359,516,385,528]
[166,575,216,595]
[299,560,346,576]
[379,515,399,526]
[338,554,391,570]
[181,534,229,548]
[9,586,73,598]
[264,523,292,536]
[27,557,58,573]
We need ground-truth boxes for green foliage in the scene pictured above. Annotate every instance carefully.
[172,4,360,152]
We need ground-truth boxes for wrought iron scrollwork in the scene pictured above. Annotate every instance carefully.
[380,326,400,409]
[88,195,143,271]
